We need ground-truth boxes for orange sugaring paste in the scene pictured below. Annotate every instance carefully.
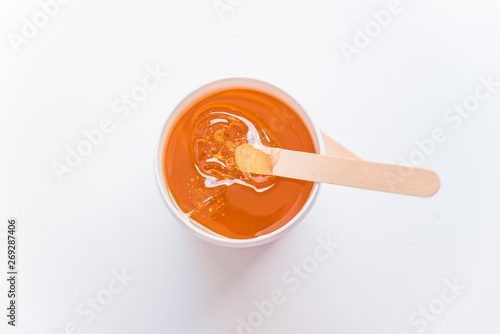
[163,88,316,239]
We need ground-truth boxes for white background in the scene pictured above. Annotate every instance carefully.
[1,0,500,333]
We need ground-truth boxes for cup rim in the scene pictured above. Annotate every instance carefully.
[154,76,325,247]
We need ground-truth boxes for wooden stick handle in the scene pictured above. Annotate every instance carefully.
[272,148,440,197]
[320,131,361,160]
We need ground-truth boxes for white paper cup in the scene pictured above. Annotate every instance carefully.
[155,77,324,248]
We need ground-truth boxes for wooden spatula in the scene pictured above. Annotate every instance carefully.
[235,144,440,197]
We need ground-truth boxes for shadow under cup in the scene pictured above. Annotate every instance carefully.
[155,78,324,248]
